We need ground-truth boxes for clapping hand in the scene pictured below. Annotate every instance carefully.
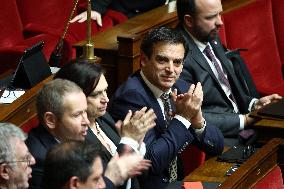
[115,107,156,142]
[105,152,151,186]
[173,82,205,129]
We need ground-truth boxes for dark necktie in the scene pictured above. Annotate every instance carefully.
[160,92,177,182]
[203,45,237,105]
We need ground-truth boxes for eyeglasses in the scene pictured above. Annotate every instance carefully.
[0,153,33,167]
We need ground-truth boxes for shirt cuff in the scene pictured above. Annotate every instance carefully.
[239,114,245,130]
[174,114,191,129]
[248,98,258,112]
[193,120,206,139]
[120,137,139,154]
[139,142,146,157]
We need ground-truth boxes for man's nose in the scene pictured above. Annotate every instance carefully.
[30,154,36,166]
[165,62,174,72]
[216,14,223,26]
[82,112,90,125]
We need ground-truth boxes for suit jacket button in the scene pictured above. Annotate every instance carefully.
[162,177,169,183]
[207,140,214,147]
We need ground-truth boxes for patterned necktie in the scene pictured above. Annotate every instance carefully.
[203,45,237,105]
[161,92,177,182]
[160,93,173,126]
[204,45,255,140]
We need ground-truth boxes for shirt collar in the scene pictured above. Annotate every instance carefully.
[140,70,171,99]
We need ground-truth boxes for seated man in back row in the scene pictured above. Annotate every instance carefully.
[108,26,224,189]
[176,0,282,146]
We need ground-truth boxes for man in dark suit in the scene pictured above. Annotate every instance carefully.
[26,79,146,189]
[176,0,282,146]
[108,26,224,189]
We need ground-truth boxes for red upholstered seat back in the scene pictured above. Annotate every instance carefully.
[218,17,227,47]
[21,115,39,133]
[180,145,206,175]
[16,0,75,32]
[272,0,284,67]
[252,166,284,189]
[15,0,127,43]
[223,0,284,96]
[0,0,24,47]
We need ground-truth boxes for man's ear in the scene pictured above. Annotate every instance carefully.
[0,164,10,180]
[68,176,80,189]
[44,112,57,129]
[140,52,148,67]
[184,14,193,28]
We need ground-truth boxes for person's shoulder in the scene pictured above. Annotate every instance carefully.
[26,124,44,142]
[26,125,56,151]
[115,71,146,95]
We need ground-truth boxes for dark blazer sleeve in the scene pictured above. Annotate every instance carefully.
[118,0,166,12]
[91,0,113,14]
[104,176,117,189]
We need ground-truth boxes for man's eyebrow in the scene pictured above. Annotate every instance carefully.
[156,54,169,59]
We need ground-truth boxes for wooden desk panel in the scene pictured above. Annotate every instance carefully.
[0,74,53,128]
[184,157,234,183]
[249,106,284,143]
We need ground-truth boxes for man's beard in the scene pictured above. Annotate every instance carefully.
[193,26,218,43]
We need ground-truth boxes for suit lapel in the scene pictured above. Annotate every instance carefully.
[183,30,221,87]
[86,127,113,161]
[137,73,168,132]
[97,115,120,146]
[210,39,236,81]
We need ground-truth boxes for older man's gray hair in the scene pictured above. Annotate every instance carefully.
[0,122,26,164]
